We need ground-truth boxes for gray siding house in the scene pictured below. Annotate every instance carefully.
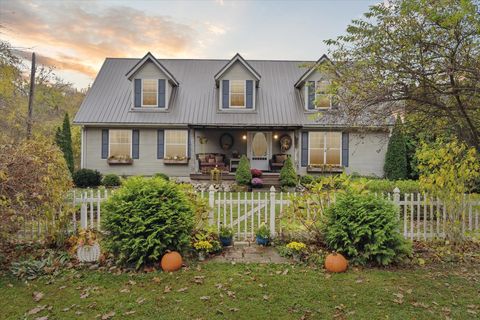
[74,52,390,179]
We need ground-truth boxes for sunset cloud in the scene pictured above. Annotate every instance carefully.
[2,0,199,83]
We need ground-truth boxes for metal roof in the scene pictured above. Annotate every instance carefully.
[74,57,391,128]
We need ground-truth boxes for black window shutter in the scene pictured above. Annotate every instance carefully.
[301,132,309,167]
[157,130,164,159]
[342,132,349,167]
[101,129,109,159]
[222,80,229,109]
[134,79,141,108]
[307,81,315,110]
[158,79,166,108]
[132,129,140,159]
[246,80,253,109]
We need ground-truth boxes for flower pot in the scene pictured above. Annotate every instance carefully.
[256,236,269,246]
[219,236,233,247]
[77,243,100,263]
[198,252,206,261]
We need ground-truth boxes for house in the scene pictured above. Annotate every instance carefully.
[74,52,391,180]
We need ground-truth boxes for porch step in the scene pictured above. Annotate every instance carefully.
[190,172,281,187]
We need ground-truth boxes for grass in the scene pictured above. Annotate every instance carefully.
[1,263,479,319]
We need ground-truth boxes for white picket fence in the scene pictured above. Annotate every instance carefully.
[15,187,480,242]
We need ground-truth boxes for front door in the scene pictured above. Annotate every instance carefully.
[248,132,271,171]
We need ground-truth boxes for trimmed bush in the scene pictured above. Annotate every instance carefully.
[153,172,169,181]
[324,191,411,266]
[235,155,252,185]
[300,175,315,186]
[72,169,102,188]
[384,118,408,180]
[280,157,297,187]
[364,179,419,193]
[103,177,194,269]
[102,174,121,187]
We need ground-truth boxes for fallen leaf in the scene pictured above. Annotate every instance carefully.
[33,291,44,302]
[177,287,188,293]
[124,310,136,315]
[80,292,90,299]
[282,269,289,275]
[200,296,210,301]
[27,305,47,315]
[163,286,172,293]
[136,297,145,304]
[229,307,239,312]
[35,316,49,320]
[152,277,161,284]
[101,311,115,319]
[263,295,270,301]
[120,288,130,293]
[226,291,236,298]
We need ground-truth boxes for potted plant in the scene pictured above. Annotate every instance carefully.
[72,228,101,263]
[255,223,270,246]
[219,226,234,246]
[193,240,213,261]
[251,177,264,188]
[286,241,307,262]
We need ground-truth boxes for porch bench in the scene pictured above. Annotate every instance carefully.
[269,154,289,172]
[197,153,227,173]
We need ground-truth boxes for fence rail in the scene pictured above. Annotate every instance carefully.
[14,187,480,242]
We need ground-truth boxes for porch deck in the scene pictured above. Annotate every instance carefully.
[190,172,281,187]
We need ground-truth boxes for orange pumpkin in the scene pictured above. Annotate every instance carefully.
[325,252,348,273]
[161,251,183,272]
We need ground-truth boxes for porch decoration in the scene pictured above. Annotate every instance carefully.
[160,251,183,272]
[107,154,133,165]
[219,226,234,246]
[325,252,348,273]
[251,168,262,177]
[279,134,292,152]
[74,229,101,263]
[219,133,234,151]
[255,223,270,246]
[251,177,264,188]
[193,240,214,261]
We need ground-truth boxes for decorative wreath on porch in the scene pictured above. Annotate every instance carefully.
[219,133,234,151]
[279,134,292,152]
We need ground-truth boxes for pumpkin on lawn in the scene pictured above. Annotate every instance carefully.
[325,252,348,273]
[161,251,183,272]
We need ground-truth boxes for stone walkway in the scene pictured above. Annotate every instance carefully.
[209,242,290,264]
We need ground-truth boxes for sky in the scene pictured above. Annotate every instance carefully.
[0,0,379,89]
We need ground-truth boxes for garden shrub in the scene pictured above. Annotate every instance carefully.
[72,169,102,188]
[324,191,411,265]
[280,157,297,187]
[300,175,315,186]
[235,155,252,185]
[102,174,121,187]
[384,118,408,180]
[153,172,169,181]
[364,179,419,193]
[103,177,194,269]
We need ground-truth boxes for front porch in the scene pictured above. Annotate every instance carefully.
[191,128,296,175]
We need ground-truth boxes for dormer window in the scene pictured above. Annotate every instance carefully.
[230,80,245,108]
[306,80,332,110]
[142,79,158,107]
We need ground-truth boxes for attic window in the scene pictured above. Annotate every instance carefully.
[230,80,245,108]
[306,80,332,110]
[142,79,158,107]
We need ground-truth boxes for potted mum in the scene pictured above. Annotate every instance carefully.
[255,223,270,246]
[286,241,307,262]
[193,240,213,261]
[251,177,264,188]
[219,226,234,246]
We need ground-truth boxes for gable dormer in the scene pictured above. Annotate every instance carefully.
[214,53,261,111]
[295,55,336,111]
[125,52,179,110]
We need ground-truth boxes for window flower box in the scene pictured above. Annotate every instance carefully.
[107,155,133,165]
[307,164,343,173]
[164,157,188,165]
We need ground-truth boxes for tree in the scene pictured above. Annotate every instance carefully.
[324,0,480,151]
[415,138,480,243]
[384,118,408,180]
[235,155,252,185]
[54,113,74,174]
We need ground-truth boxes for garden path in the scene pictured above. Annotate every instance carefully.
[209,242,289,264]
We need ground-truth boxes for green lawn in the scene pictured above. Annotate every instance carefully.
[1,263,479,319]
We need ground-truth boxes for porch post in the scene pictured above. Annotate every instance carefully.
[269,186,276,238]
[208,185,215,225]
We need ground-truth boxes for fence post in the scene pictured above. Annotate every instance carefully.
[80,196,87,229]
[393,187,400,205]
[270,186,276,238]
[208,185,215,225]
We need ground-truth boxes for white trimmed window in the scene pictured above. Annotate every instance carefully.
[308,132,341,166]
[230,80,245,108]
[142,79,158,107]
[165,130,188,159]
[109,129,132,157]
